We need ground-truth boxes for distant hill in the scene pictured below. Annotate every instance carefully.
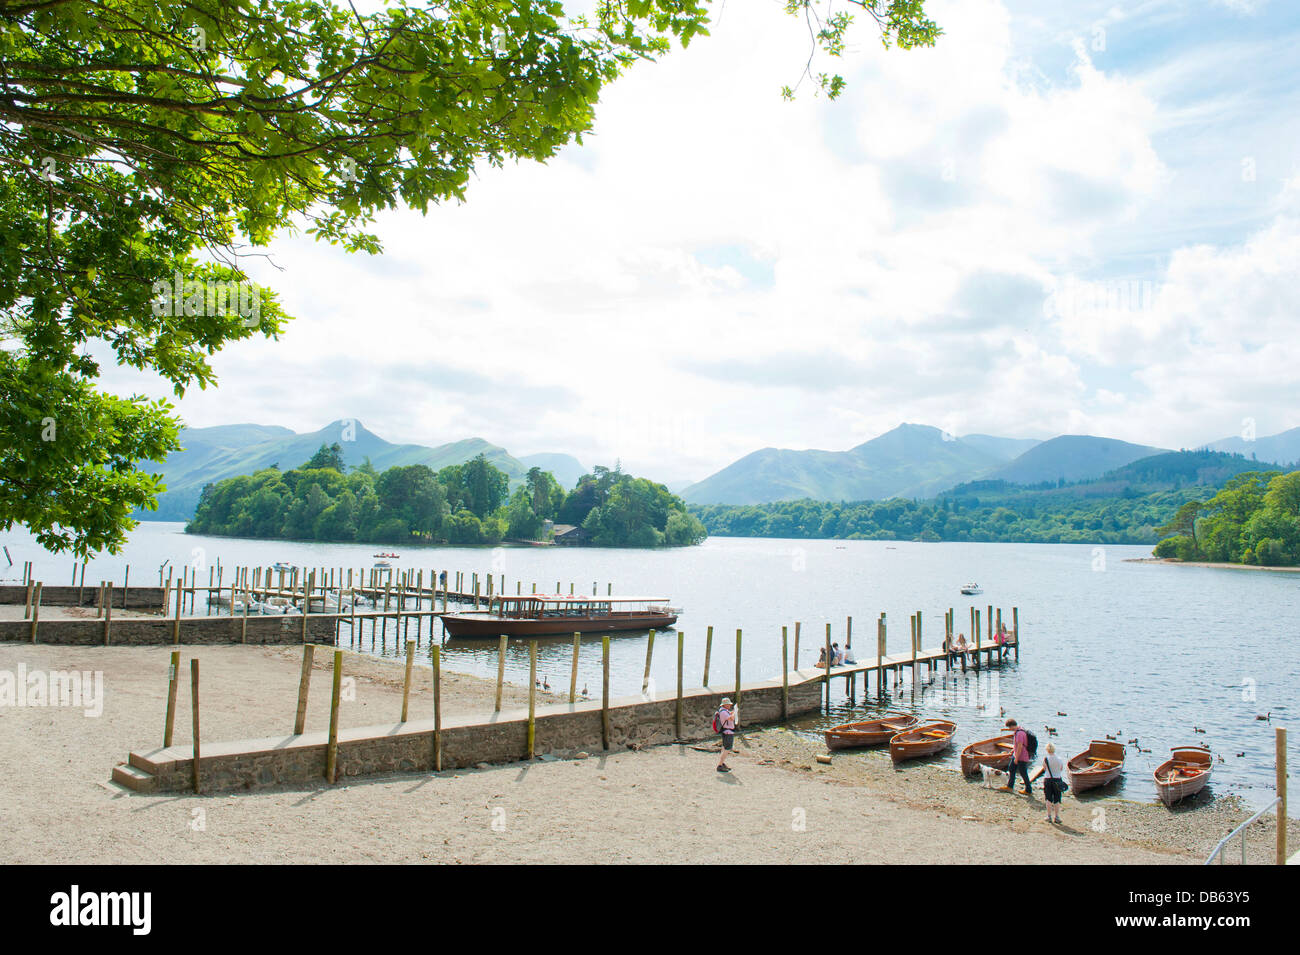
[137,420,532,521]
[518,453,587,490]
[681,424,1007,505]
[1206,426,1300,468]
[985,435,1167,485]
[957,434,1042,461]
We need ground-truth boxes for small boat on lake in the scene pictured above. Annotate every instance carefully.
[1154,745,1212,806]
[959,734,1015,775]
[824,713,919,750]
[1067,739,1126,792]
[960,582,982,595]
[373,560,392,569]
[890,720,957,763]
[439,595,678,639]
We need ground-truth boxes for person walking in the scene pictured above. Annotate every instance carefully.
[1037,742,1068,823]
[714,698,738,773]
[1002,718,1033,795]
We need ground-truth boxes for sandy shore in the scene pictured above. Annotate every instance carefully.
[1,643,1292,864]
[1125,557,1300,573]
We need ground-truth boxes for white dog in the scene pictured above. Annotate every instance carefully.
[980,765,1009,789]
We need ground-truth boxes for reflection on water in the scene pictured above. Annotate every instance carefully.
[2,522,1293,813]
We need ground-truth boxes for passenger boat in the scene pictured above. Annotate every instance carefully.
[1154,745,1212,806]
[824,713,918,750]
[889,720,957,763]
[960,582,982,595]
[1067,739,1126,792]
[959,734,1015,775]
[438,595,678,639]
[373,560,392,569]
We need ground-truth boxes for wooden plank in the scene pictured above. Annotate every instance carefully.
[294,644,314,735]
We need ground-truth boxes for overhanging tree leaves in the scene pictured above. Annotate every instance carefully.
[0,0,933,555]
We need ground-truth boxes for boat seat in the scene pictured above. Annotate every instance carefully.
[921,731,948,738]
[995,742,1014,749]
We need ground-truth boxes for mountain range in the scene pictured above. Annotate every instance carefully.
[137,419,585,521]
[136,418,1300,521]
[678,424,1300,506]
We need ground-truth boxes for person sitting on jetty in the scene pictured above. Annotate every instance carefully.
[832,642,844,666]
[815,647,829,669]
[843,642,856,665]
[993,626,1008,661]
[954,632,969,672]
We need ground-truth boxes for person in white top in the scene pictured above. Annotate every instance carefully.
[1038,742,1068,823]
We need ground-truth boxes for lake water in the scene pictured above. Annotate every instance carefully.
[3,522,1294,813]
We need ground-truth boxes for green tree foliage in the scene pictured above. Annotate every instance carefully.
[304,442,346,472]
[1152,469,1300,566]
[560,468,706,547]
[187,457,703,547]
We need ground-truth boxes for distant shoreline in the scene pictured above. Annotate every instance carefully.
[1125,557,1300,573]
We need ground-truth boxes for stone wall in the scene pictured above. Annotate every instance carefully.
[130,673,825,793]
[0,584,166,612]
[0,613,341,646]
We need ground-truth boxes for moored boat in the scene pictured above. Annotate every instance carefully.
[439,594,678,639]
[1067,740,1126,792]
[824,713,918,750]
[889,720,957,763]
[960,582,982,595]
[1154,745,1212,806]
[959,734,1015,775]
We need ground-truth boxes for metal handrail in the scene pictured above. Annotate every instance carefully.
[1204,797,1282,865]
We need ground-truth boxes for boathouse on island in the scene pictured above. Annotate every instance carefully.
[550,523,590,545]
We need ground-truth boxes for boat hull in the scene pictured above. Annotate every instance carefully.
[1154,746,1212,806]
[439,611,677,638]
[1067,740,1126,792]
[825,714,918,750]
[890,720,957,763]
[960,734,1015,775]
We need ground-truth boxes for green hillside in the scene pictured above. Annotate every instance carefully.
[137,420,528,521]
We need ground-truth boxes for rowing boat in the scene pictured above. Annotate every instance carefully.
[959,734,1015,775]
[1066,740,1126,792]
[889,720,957,763]
[1154,745,1212,806]
[824,713,919,751]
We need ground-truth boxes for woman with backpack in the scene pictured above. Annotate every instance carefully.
[714,698,738,773]
[1038,742,1068,823]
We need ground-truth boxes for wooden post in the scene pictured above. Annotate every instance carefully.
[877,614,885,701]
[1013,606,1020,661]
[241,587,249,644]
[823,622,832,712]
[431,644,442,772]
[569,632,580,703]
[781,625,789,720]
[601,635,611,750]
[122,565,129,608]
[294,644,315,734]
[401,639,415,722]
[494,634,507,712]
[173,580,182,644]
[527,640,538,758]
[103,582,113,645]
[301,570,314,643]
[326,650,342,783]
[191,660,204,795]
[95,580,104,618]
[676,630,685,738]
[703,625,713,686]
[29,582,42,642]
[190,659,201,793]
[735,628,743,705]
[910,614,918,700]
[163,650,180,746]
[974,608,982,671]
[794,621,801,669]
[22,581,32,620]
[642,628,656,695]
[1278,727,1288,866]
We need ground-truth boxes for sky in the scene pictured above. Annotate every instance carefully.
[100,0,1300,486]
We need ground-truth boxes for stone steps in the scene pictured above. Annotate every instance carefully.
[111,762,157,792]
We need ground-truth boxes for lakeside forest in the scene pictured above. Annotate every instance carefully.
[691,452,1300,566]
[186,445,707,547]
